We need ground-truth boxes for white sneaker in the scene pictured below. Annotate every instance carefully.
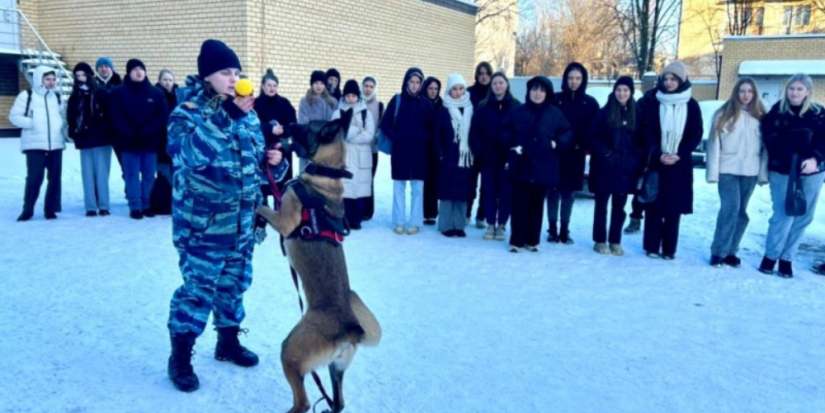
[393,225,405,235]
[483,226,496,240]
[494,226,507,241]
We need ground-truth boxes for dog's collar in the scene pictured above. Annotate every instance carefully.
[304,162,354,180]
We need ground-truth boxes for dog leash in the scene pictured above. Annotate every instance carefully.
[265,156,335,413]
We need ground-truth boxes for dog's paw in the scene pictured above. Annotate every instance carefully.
[256,205,274,217]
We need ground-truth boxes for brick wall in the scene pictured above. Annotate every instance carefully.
[245,0,476,106]
[22,0,475,110]
[0,96,15,128]
[720,36,825,104]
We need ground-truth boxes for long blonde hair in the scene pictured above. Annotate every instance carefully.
[779,73,822,117]
[712,77,766,137]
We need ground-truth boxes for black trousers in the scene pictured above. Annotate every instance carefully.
[23,150,62,215]
[630,195,645,220]
[424,159,439,220]
[466,163,485,220]
[344,198,365,229]
[364,153,379,220]
[593,192,628,244]
[643,209,681,256]
[510,182,547,248]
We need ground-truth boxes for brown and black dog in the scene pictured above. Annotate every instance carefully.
[257,109,381,413]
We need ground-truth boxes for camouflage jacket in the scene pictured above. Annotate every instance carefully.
[168,75,288,252]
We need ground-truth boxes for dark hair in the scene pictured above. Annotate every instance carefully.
[607,86,637,130]
[260,68,279,95]
[480,72,515,108]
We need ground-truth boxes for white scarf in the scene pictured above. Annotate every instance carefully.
[656,87,692,154]
[443,91,473,168]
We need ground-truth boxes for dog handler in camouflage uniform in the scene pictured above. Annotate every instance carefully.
[165,39,288,392]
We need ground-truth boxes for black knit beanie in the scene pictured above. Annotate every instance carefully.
[126,59,146,75]
[198,39,242,78]
[310,70,327,86]
[326,68,341,82]
[614,76,635,93]
[342,79,360,97]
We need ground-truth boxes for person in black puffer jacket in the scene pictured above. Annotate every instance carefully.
[150,68,179,216]
[255,69,297,201]
[759,73,825,278]
[470,72,520,241]
[587,76,645,256]
[110,59,168,219]
[379,67,434,235]
[69,62,113,217]
[466,62,494,226]
[548,62,600,244]
[501,76,572,252]
[422,76,444,225]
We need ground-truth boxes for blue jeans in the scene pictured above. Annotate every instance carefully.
[80,146,112,212]
[481,167,512,226]
[122,151,157,212]
[765,171,824,261]
[393,180,424,228]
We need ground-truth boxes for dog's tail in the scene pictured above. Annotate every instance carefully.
[348,291,382,347]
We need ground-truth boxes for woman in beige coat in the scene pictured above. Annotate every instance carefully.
[332,79,376,230]
[706,77,768,268]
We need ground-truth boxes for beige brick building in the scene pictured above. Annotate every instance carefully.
[718,35,825,106]
[1,0,478,130]
[678,0,825,79]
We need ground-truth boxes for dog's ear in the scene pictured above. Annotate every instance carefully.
[318,109,353,144]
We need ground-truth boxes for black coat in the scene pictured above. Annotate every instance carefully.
[94,73,123,138]
[761,103,825,175]
[587,105,645,195]
[470,94,520,170]
[643,95,703,215]
[468,83,490,108]
[109,78,168,153]
[255,93,297,147]
[555,92,599,191]
[156,83,178,164]
[380,70,434,181]
[67,85,108,149]
[435,107,473,201]
[502,102,573,187]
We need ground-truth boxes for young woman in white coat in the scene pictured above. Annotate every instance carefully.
[332,79,376,230]
[706,77,768,268]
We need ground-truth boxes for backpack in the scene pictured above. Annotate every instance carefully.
[375,94,399,155]
[24,88,61,116]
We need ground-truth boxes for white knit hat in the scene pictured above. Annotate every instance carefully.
[445,73,467,95]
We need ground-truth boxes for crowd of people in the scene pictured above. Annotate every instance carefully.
[7,37,825,393]
[7,49,825,277]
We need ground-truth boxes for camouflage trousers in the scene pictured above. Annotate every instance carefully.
[168,247,253,337]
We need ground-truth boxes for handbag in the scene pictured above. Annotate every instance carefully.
[375,94,400,155]
[785,153,807,216]
[636,150,659,204]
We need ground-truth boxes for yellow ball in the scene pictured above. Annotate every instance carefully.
[235,79,254,97]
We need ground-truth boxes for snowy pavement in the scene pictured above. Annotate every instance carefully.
[1,139,823,413]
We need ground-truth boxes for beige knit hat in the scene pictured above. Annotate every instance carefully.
[661,61,688,83]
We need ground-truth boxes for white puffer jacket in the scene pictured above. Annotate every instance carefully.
[332,101,375,199]
[706,110,768,183]
[9,65,66,153]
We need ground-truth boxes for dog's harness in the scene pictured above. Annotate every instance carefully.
[286,180,351,246]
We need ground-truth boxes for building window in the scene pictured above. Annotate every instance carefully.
[794,6,811,26]
[753,8,764,27]
[783,6,793,27]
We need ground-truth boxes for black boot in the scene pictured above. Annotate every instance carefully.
[624,218,641,234]
[547,222,560,243]
[559,222,574,245]
[812,262,825,276]
[723,255,741,268]
[215,327,259,367]
[778,260,793,278]
[759,257,776,275]
[710,255,724,267]
[168,333,199,392]
[17,211,33,222]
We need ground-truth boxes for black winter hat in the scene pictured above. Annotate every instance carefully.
[126,59,146,75]
[613,76,635,93]
[310,70,327,86]
[198,39,242,78]
[326,68,341,81]
[342,79,360,97]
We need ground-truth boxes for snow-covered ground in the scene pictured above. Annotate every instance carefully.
[1,139,824,413]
